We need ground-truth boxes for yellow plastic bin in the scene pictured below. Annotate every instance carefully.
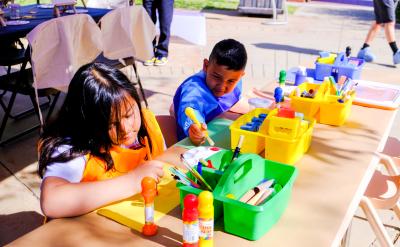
[318,88,355,126]
[289,82,328,119]
[264,109,315,165]
[229,108,270,154]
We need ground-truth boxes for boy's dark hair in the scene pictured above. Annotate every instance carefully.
[209,39,247,71]
[38,63,151,178]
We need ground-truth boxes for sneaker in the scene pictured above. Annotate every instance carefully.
[357,47,376,62]
[154,56,168,66]
[393,50,400,65]
[143,57,156,66]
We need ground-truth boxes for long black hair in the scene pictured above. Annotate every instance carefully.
[38,63,151,178]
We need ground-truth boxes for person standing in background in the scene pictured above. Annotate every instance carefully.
[357,0,400,65]
[143,0,174,66]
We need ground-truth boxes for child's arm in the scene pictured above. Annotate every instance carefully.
[40,160,164,218]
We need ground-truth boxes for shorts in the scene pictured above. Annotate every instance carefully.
[373,0,396,24]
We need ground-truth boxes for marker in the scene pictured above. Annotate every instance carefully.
[231,135,245,163]
[185,107,215,146]
[141,177,158,236]
[274,87,284,108]
[196,162,202,175]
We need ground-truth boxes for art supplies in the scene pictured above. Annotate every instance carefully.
[141,177,158,236]
[239,113,267,132]
[239,179,275,203]
[198,191,214,247]
[196,162,203,175]
[185,107,215,146]
[274,87,284,108]
[254,188,274,206]
[169,167,201,189]
[230,135,244,163]
[181,154,213,191]
[182,194,199,247]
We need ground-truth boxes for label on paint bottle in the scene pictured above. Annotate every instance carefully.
[199,218,213,240]
[145,205,154,223]
[183,221,199,244]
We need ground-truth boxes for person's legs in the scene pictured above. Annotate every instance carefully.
[154,0,174,64]
[364,21,381,45]
[357,22,380,62]
[143,0,158,65]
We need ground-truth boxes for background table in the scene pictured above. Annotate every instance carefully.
[0,4,109,40]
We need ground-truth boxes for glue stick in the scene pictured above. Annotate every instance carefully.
[198,191,214,247]
[141,177,158,236]
[183,194,199,247]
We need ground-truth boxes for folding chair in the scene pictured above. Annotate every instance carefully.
[99,5,157,107]
[0,41,60,145]
[359,153,400,247]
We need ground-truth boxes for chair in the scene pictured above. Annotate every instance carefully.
[0,14,103,145]
[155,115,177,148]
[359,153,400,247]
[0,38,61,145]
[99,5,157,107]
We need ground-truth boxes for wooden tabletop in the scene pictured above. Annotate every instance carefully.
[9,104,397,247]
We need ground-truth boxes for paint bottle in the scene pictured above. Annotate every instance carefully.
[198,191,214,247]
[141,177,158,236]
[183,194,199,247]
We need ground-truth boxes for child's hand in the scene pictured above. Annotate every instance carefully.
[188,123,207,146]
[132,160,164,183]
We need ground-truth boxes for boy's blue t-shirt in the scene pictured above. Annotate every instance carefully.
[173,71,243,140]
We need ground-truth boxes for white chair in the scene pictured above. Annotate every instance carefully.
[26,14,102,125]
[359,152,400,247]
[99,5,156,107]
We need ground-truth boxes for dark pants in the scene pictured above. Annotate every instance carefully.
[143,0,174,58]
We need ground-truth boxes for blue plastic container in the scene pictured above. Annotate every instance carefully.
[315,53,364,81]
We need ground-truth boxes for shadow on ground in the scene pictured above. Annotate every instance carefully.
[253,43,322,55]
[0,211,44,246]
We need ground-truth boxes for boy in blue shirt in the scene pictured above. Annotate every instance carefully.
[173,39,247,145]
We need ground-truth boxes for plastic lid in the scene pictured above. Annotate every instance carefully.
[248,98,273,108]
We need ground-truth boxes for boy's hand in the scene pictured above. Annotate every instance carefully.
[188,123,207,146]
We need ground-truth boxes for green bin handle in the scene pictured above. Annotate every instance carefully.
[213,154,264,196]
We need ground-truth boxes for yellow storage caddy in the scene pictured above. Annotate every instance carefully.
[318,82,356,126]
[229,108,270,154]
[289,82,328,119]
[264,109,315,165]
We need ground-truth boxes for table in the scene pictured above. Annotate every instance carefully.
[8,101,398,246]
[0,4,109,40]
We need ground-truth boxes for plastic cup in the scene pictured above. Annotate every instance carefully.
[248,98,273,110]
[9,4,21,20]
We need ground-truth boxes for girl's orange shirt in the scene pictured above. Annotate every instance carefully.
[81,109,165,182]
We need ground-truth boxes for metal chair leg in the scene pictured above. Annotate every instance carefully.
[130,59,148,107]
[0,91,17,142]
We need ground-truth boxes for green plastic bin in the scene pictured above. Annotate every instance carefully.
[214,154,298,240]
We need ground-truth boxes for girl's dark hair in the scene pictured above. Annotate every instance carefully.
[209,39,247,71]
[38,63,151,178]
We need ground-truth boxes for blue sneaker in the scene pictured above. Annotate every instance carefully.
[393,50,400,65]
[357,47,376,62]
